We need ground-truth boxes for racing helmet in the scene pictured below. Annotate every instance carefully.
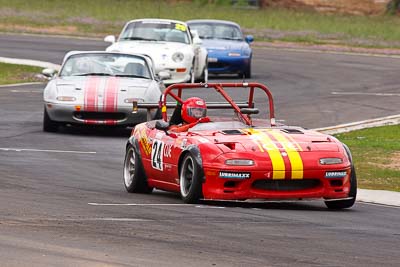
[181,97,207,123]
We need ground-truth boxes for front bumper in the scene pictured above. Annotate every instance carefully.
[201,168,352,201]
[45,102,152,126]
[207,56,250,74]
[156,65,191,84]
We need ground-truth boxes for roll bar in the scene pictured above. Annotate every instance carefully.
[134,82,276,126]
[161,83,275,126]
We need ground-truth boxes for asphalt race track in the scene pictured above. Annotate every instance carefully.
[0,34,399,266]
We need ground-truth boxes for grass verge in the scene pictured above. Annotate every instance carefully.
[0,62,43,85]
[0,0,399,48]
[335,125,400,192]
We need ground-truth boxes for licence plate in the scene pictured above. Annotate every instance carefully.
[208,57,218,62]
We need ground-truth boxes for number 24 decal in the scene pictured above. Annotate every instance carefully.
[151,140,164,171]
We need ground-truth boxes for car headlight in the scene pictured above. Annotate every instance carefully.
[56,96,76,101]
[319,158,343,165]
[228,52,241,57]
[225,159,254,166]
[172,52,184,62]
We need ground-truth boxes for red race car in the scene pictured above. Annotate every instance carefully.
[123,82,357,209]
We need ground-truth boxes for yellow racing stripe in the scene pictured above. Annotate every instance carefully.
[267,130,304,179]
[247,129,286,179]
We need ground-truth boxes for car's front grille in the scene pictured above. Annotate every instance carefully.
[73,111,125,121]
[208,62,230,69]
[252,179,321,191]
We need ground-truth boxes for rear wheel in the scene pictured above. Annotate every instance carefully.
[325,166,357,209]
[123,144,153,193]
[43,107,58,132]
[179,153,203,204]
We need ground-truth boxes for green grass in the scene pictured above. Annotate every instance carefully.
[0,0,399,48]
[335,125,400,192]
[0,62,43,85]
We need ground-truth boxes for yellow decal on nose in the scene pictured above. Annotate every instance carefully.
[247,129,285,179]
[268,130,304,179]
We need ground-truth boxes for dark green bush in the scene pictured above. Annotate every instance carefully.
[387,0,400,14]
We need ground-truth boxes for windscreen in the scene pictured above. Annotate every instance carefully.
[120,20,190,44]
[189,22,243,41]
[60,53,151,79]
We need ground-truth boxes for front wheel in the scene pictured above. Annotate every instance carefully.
[325,166,357,209]
[244,63,251,78]
[43,107,58,132]
[179,153,203,204]
[201,67,208,83]
[123,144,153,194]
[189,67,195,83]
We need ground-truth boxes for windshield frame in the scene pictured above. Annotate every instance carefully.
[119,20,191,44]
[188,22,244,41]
[59,53,154,79]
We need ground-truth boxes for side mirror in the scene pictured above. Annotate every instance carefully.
[155,120,170,131]
[193,36,202,45]
[104,35,116,43]
[42,68,56,79]
[191,30,202,45]
[157,71,171,81]
[155,120,177,137]
[245,35,254,44]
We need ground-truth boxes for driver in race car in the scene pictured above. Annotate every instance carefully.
[169,97,210,132]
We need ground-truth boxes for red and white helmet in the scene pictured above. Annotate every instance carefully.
[181,97,207,123]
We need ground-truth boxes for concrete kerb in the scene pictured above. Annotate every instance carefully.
[314,114,400,135]
[0,56,61,71]
[0,55,399,207]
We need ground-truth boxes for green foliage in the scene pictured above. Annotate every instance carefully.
[0,0,399,46]
[387,0,400,15]
[335,125,400,191]
[0,62,42,85]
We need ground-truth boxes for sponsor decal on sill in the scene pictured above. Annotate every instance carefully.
[219,171,251,179]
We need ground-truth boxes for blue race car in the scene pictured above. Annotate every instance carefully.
[187,19,253,78]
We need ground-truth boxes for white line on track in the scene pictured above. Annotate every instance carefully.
[88,203,228,209]
[88,203,189,206]
[10,89,42,93]
[0,148,96,154]
[71,218,151,222]
[332,92,400,97]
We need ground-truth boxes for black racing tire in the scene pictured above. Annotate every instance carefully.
[325,165,357,209]
[179,153,203,204]
[123,144,153,194]
[196,67,208,83]
[190,67,195,83]
[189,58,196,83]
[43,107,59,132]
[244,62,251,79]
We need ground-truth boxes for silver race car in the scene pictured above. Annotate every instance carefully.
[42,51,166,132]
